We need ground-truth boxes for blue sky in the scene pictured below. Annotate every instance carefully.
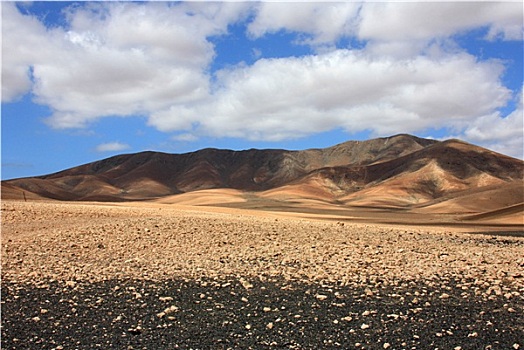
[2,1,523,180]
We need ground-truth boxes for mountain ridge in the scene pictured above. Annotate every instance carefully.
[3,134,523,215]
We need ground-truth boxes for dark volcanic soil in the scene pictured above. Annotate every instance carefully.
[2,277,522,349]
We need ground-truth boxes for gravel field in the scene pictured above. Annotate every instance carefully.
[2,201,523,349]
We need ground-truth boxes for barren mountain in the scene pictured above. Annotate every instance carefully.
[3,134,523,216]
[296,139,523,207]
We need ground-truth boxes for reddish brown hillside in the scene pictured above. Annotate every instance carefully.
[2,135,522,208]
[276,139,524,208]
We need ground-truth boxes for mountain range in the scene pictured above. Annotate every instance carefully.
[2,134,523,220]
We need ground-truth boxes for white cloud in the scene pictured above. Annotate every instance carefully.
[149,50,510,142]
[460,89,523,159]
[95,141,130,153]
[247,3,361,48]
[358,2,522,42]
[1,3,51,102]
[2,2,522,159]
[357,2,522,59]
[2,2,249,126]
[172,133,199,142]
[246,2,522,52]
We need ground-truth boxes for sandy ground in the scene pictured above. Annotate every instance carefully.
[2,200,523,348]
[2,200,523,290]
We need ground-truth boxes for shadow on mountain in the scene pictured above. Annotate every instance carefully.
[3,134,523,228]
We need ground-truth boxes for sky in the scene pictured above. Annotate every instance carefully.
[2,1,523,180]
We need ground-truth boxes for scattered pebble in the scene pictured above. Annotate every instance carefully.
[2,201,523,349]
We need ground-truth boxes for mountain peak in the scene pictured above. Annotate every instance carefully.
[2,134,523,209]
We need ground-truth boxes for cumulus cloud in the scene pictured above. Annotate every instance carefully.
[2,2,249,126]
[95,141,130,153]
[358,2,522,58]
[1,3,52,101]
[149,50,510,141]
[247,3,361,48]
[172,133,199,142]
[246,2,522,51]
[2,2,523,158]
[358,2,522,42]
[460,88,524,159]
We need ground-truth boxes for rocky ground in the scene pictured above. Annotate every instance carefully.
[2,200,523,349]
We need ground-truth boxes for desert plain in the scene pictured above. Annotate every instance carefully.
[1,197,523,349]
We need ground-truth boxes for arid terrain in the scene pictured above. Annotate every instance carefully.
[3,135,523,212]
[2,199,523,348]
[2,134,523,348]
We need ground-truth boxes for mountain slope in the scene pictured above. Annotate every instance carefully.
[2,134,522,213]
[289,140,523,208]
